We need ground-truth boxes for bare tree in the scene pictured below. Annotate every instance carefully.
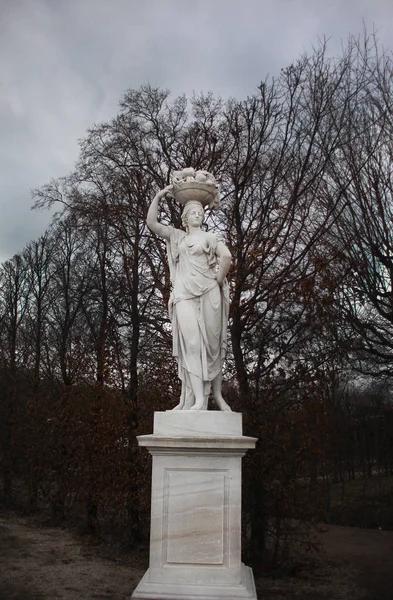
[22,233,56,386]
[0,253,30,502]
[325,34,393,376]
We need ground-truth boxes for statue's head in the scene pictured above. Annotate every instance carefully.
[181,201,205,229]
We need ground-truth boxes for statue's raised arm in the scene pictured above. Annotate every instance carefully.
[146,184,174,240]
[147,167,232,412]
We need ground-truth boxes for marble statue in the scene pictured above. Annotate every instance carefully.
[147,167,232,411]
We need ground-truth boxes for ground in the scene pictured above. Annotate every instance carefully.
[0,509,392,600]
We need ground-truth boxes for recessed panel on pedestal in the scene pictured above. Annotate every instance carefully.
[164,469,228,565]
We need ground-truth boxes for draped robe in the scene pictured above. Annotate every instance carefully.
[166,226,229,400]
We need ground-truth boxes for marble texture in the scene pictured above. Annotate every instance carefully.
[171,168,220,210]
[131,411,257,600]
[153,411,242,437]
[132,563,257,599]
[146,168,232,411]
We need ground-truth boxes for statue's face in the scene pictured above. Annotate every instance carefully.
[187,205,204,227]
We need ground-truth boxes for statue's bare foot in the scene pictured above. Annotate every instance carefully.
[214,395,232,412]
[190,399,205,411]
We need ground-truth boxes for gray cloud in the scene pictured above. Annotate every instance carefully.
[1,0,392,261]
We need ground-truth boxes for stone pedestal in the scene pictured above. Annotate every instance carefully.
[131,411,257,600]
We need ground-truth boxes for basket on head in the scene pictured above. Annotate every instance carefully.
[171,167,220,210]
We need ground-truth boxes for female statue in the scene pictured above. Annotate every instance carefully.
[147,168,232,411]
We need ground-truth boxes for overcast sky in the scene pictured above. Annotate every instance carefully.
[1,0,393,262]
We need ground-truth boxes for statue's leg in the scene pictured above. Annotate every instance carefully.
[183,384,195,409]
[188,373,205,410]
[202,288,231,412]
[212,372,232,412]
[175,300,205,409]
[172,383,186,410]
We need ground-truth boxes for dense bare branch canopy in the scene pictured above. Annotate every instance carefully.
[0,32,391,401]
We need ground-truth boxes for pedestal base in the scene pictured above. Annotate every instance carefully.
[131,412,257,600]
[132,562,256,599]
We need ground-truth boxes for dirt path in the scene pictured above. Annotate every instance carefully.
[322,524,393,600]
[0,511,145,600]
[1,509,393,599]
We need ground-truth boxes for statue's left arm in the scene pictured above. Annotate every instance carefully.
[215,241,231,286]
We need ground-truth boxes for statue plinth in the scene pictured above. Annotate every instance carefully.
[131,411,258,600]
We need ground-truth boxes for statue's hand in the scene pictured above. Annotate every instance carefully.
[216,275,224,287]
[158,184,173,199]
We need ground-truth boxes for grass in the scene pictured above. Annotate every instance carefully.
[316,473,393,529]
